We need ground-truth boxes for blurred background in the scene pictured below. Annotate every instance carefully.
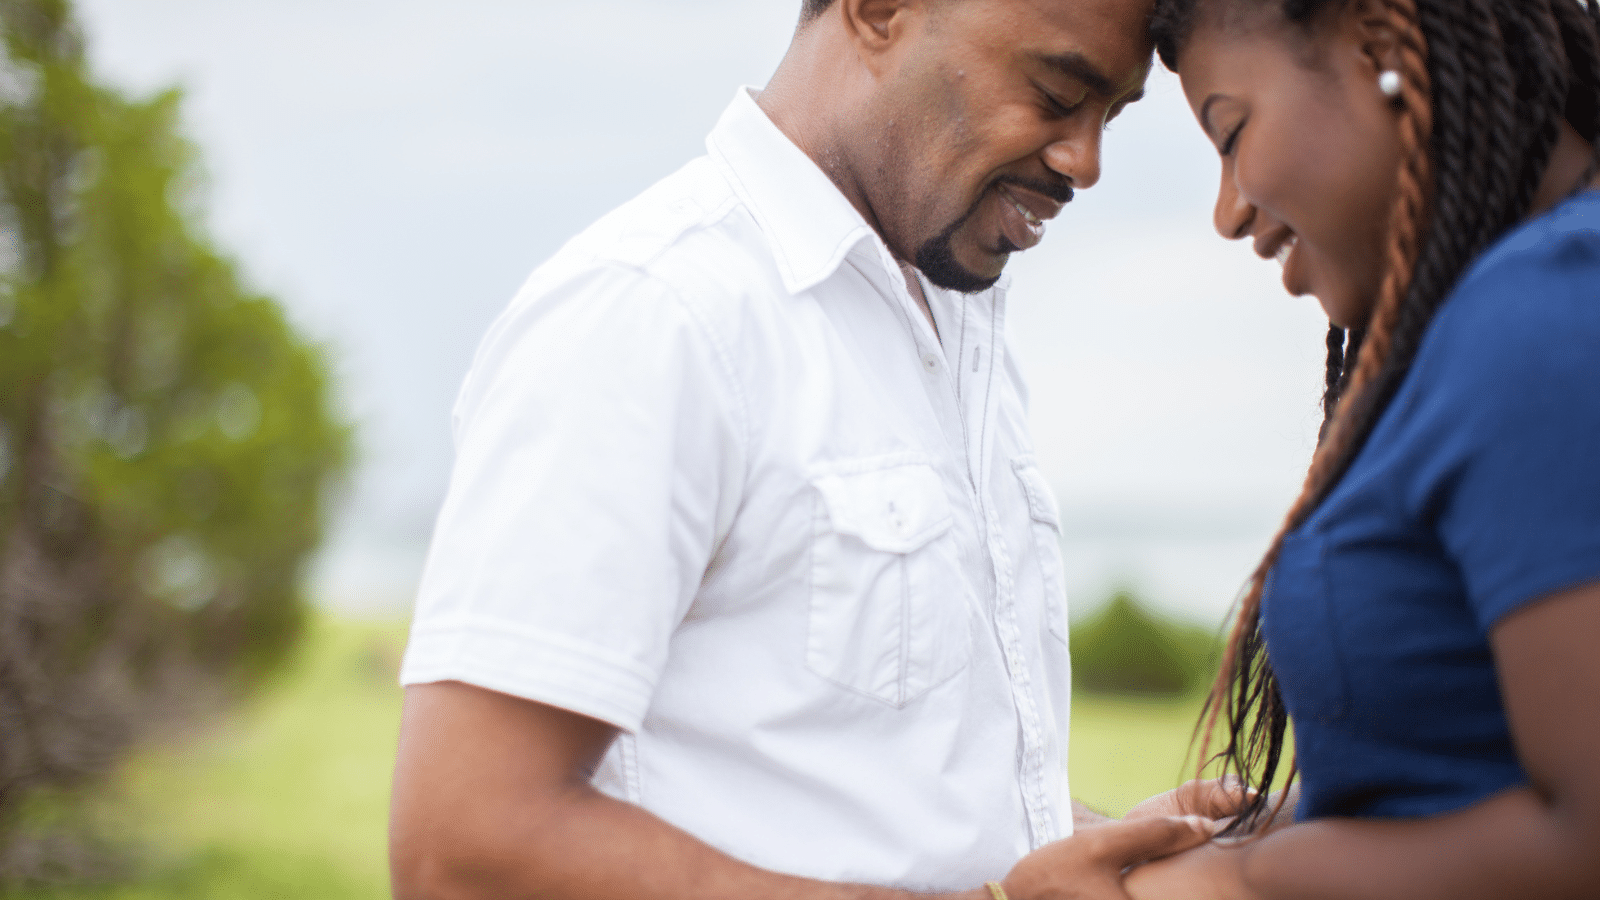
[0,0,1328,896]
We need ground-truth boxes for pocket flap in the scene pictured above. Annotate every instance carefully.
[1013,460,1062,530]
[813,464,953,553]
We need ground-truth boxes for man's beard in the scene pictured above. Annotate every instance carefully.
[915,213,1009,295]
[912,177,1073,295]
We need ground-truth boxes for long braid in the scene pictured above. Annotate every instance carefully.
[1152,0,1600,832]
[1319,325,1345,419]
[1376,0,1591,492]
[1500,3,1570,218]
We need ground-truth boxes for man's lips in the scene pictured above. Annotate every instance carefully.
[994,182,1070,253]
[999,182,1069,226]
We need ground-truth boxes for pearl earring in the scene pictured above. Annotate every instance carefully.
[1379,70,1403,98]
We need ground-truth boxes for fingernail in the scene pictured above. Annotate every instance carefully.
[1183,815,1221,833]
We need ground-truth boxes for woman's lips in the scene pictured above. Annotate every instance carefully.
[1278,237,1311,296]
[1256,231,1309,296]
[1275,235,1296,267]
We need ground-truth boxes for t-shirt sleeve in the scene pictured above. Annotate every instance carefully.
[1426,227,1600,631]
[398,263,747,732]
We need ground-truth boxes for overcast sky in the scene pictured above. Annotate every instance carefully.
[73,0,1331,623]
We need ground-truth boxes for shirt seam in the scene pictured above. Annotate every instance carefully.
[582,260,754,473]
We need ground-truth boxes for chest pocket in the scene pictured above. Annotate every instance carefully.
[1013,459,1069,645]
[808,460,972,707]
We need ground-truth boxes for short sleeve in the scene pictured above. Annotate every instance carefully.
[399,263,746,732]
[1426,226,1600,630]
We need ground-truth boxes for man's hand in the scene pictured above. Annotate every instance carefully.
[998,815,1221,900]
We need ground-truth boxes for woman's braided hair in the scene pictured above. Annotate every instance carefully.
[1150,0,1600,831]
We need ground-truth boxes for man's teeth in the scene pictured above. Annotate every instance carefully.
[1008,194,1045,234]
[1276,237,1297,266]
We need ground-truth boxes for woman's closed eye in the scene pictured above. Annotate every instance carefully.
[1219,119,1246,157]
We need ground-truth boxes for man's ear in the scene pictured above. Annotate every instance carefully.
[1342,0,1404,79]
[839,0,919,74]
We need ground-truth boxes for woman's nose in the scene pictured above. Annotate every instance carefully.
[1213,166,1253,240]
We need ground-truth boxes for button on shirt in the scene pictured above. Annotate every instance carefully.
[400,88,1074,890]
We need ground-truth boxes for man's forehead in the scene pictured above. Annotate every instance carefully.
[959,0,1155,93]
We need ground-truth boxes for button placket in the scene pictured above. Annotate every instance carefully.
[986,500,1056,846]
[940,287,1053,846]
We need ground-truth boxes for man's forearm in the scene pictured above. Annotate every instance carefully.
[394,782,987,900]
[389,684,987,900]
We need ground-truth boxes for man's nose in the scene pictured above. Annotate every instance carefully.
[1214,166,1253,240]
[1041,125,1102,191]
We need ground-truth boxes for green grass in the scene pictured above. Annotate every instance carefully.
[1069,692,1209,817]
[5,617,409,899]
[5,617,1209,898]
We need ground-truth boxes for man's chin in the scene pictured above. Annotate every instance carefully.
[915,240,1005,295]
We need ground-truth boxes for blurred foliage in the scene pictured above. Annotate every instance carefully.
[1070,589,1221,697]
[0,0,351,882]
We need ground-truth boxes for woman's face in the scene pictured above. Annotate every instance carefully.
[1176,8,1406,329]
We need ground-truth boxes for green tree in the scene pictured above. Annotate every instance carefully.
[0,0,351,878]
[1070,589,1220,697]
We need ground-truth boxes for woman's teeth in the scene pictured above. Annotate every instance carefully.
[1276,236,1297,266]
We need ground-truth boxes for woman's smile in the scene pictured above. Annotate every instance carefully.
[1177,17,1407,329]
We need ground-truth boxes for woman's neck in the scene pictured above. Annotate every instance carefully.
[1530,120,1600,216]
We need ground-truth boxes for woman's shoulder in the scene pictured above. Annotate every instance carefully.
[1433,193,1600,353]
[1454,191,1600,305]
[1410,194,1600,410]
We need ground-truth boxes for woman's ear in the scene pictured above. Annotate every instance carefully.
[1342,0,1405,78]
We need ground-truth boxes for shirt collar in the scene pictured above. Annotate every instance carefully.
[706,87,881,296]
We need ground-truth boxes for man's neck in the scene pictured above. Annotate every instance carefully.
[757,24,889,246]
[899,261,940,343]
[759,23,936,341]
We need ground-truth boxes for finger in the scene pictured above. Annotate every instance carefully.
[1088,815,1219,868]
[1178,778,1256,819]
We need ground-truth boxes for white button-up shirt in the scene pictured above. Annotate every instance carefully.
[402,87,1074,890]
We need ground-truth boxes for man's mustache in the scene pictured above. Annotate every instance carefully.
[996,175,1075,205]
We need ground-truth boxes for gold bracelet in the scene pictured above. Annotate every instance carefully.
[985,882,1009,900]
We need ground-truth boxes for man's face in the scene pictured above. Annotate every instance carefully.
[865,0,1153,292]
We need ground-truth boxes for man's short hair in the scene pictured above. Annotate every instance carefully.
[800,0,837,22]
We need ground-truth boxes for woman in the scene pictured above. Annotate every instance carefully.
[1118,0,1600,897]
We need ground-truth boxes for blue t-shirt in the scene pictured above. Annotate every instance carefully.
[1263,191,1600,821]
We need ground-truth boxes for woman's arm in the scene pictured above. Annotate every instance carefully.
[1122,580,1600,900]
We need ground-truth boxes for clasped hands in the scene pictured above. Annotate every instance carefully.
[988,779,1270,900]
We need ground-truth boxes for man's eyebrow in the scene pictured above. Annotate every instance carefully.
[1037,52,1134,98]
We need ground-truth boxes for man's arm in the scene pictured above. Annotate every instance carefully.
[389,681,1219,900]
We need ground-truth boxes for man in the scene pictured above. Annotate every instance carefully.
[391,1,1231,898]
